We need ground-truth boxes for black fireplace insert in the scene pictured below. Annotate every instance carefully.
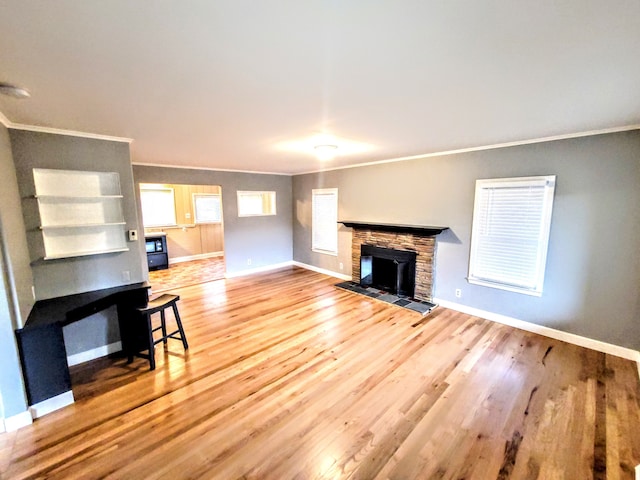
[360,244,417,297]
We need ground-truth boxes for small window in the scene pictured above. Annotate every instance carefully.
[139,187,177,227]
[312,188,338,255]
[237,191,276,217]
[468,175,556,296]
[193,194,222,224]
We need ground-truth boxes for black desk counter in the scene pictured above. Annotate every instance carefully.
[16,282,150,406]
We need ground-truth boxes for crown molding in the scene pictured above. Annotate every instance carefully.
[298,124,640,175]
[0,111,11,128]
[131,161,292,176]
[0,110,132,143]
[9,122,132,143]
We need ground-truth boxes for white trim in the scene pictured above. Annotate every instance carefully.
[66,341,122,367]
[3,410,33,432]
[434,298,640,362]
[132,161,292,176]
[224,261,295,279]
[29,391,74,419]
[1,115,132,143]
[636,464,640,480]
[292,261,352,281]
[0,110,11,128]
[169,251,224,265]
[298,124,640,175]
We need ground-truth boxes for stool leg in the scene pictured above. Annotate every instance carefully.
[146,313,156,370]
[172,303,189,350]
[160,309,168,345]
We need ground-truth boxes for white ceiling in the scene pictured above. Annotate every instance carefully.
[1,1,639,175]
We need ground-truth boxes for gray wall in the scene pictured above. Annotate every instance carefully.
[0,123,29,417]
[10,130,147,355]
[293,130,640,351]
[133,166,293,275]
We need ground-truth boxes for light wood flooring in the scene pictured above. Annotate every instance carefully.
[148,256,226,293]
[1,266,639,479]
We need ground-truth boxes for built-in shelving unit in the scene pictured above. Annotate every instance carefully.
[33,169,129,260]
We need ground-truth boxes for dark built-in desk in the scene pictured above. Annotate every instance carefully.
[15,282,150,406]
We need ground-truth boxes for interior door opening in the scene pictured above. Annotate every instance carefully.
[139,183,225,293]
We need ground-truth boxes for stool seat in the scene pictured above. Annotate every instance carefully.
[138,293,180,315]
[129,293,188,370]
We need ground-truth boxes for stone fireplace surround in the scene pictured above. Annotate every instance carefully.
[341,222,448,302]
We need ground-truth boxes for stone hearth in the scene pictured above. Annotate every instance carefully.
[351,229,436,301]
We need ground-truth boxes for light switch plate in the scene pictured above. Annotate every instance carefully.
[128,230,138,241]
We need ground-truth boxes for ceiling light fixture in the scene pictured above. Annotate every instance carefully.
[314,144,338,161]
[0,82,31,99]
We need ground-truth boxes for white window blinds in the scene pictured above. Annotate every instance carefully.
[468,176,556,296]
[312,188,338,255]
[193,194,222,224]
[139,188,177,227]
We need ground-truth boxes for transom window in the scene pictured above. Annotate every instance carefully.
[237,191,276,217]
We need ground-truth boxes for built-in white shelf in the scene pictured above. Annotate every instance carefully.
[40,222,127,229]
[33,169,129,260]
[43,247,130,261]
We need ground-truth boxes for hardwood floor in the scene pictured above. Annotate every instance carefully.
[147,256,226,293]
[1,266,639,479]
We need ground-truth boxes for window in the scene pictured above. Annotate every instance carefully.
[193,194,222,224]
[139,187,177,227]
[237,191,276,216]
[312,188,338,255]
[468,175,556,296]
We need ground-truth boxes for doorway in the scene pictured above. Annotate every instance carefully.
[139,183,225,292]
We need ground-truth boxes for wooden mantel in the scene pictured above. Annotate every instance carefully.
[339,221,448,237]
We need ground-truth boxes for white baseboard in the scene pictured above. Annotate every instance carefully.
[29,391,75,419]
[224,261,295,279]
[169,251,224,265]
[434,298,640,363]
[292,261,352,281]
[3,410,33,431]
[67,341,122,367]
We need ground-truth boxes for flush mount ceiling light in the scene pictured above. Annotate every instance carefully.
[314,144,338,161]
[275,133,375,161]
[0,82,31,99]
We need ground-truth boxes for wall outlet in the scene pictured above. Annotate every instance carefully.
[455,288,462,298]
[185,212,191,219]
[127,230,138,241]
[122,270,131,282]
[247,258,252,266]
[339,262,344,270]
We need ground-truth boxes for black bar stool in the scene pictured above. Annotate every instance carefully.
[131,293,189,370]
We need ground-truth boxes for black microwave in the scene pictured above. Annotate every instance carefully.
[145,238,164,253]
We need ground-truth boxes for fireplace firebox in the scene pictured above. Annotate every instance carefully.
[360,245,417,297]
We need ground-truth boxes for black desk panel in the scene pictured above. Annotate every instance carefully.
[16,282,150,405]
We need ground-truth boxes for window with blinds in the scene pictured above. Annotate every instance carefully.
[139,187,177,227]
[312,188,338,255]
[468,175,556,296]
[193,194,222,224]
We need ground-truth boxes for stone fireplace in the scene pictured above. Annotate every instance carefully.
[341,221,448,302]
